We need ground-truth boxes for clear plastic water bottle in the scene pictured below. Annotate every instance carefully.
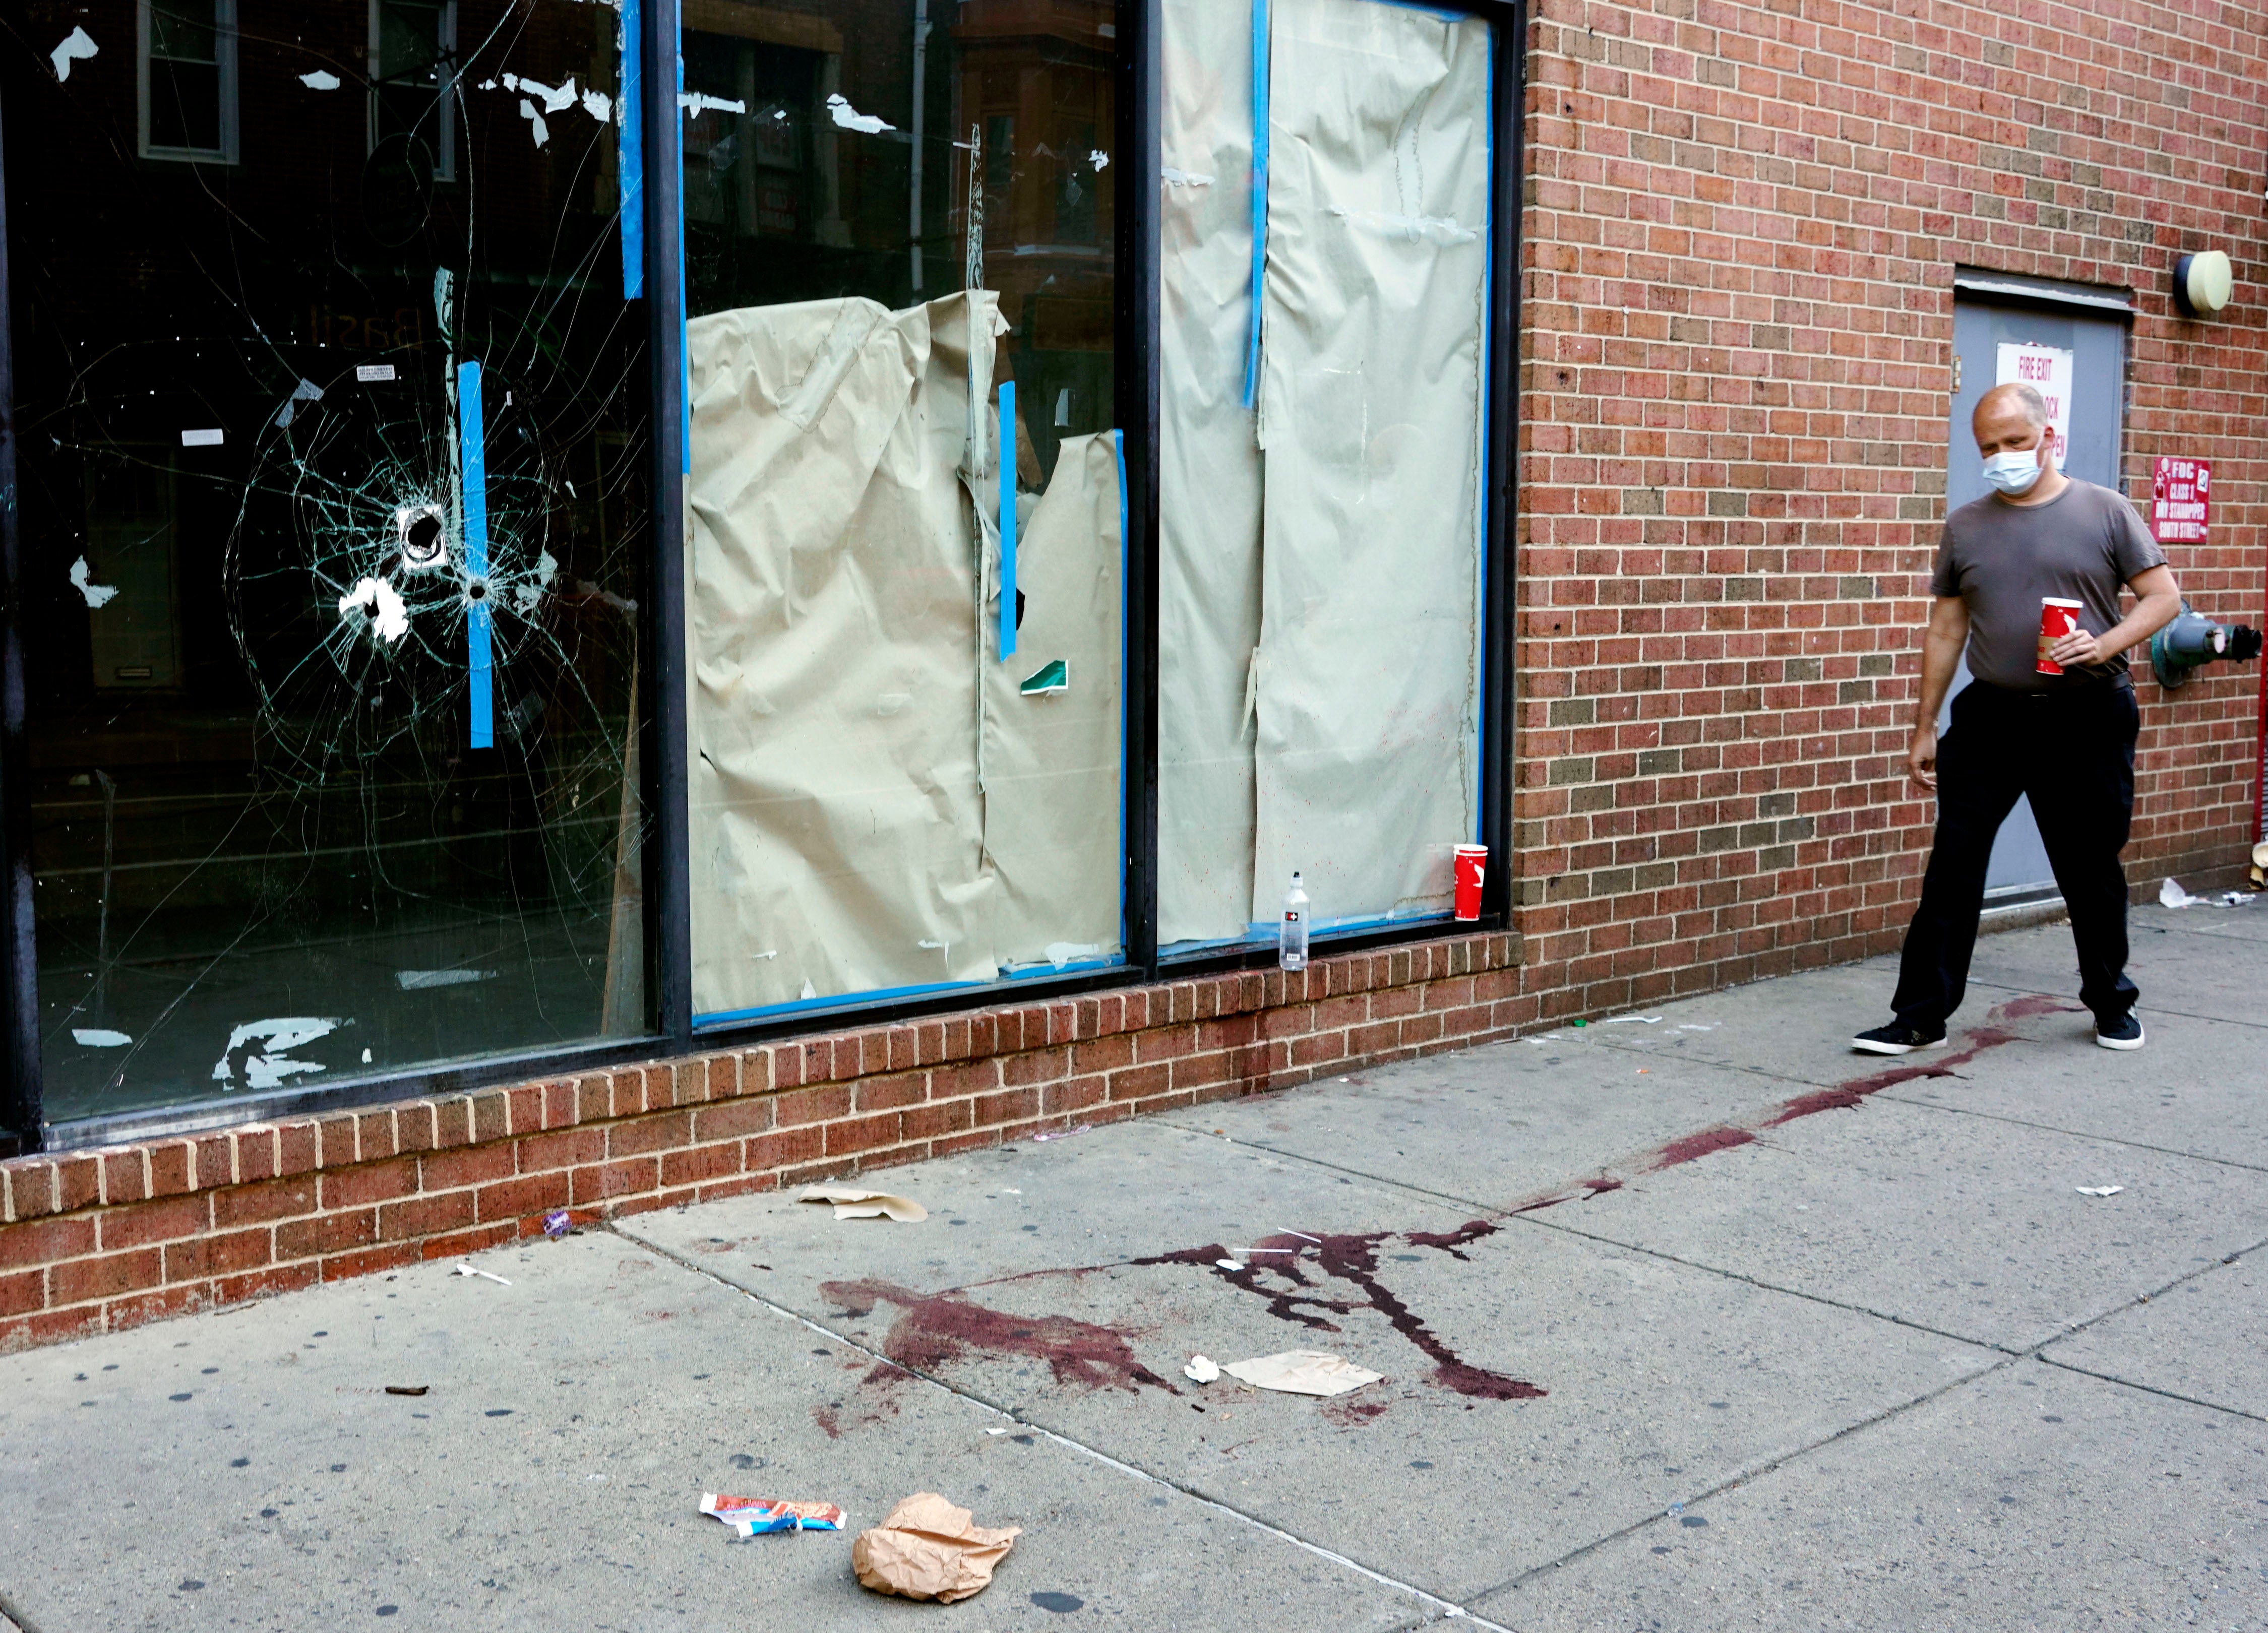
[1278,871,1309,972]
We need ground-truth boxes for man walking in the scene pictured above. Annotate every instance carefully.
[1854,381,2182,1056]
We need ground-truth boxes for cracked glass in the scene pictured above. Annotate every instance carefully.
[11,0,652,1123]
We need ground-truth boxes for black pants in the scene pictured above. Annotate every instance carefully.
[1891,678,2140,1033]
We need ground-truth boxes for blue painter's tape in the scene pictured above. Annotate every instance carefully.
[459,360,494,750]
[619,0,643,299]
[679,45,692,475]
[1242,0,1269,409]
[998,381,1017,661]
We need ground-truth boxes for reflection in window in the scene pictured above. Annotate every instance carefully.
[683,1,1124,1024]
[18,1,649,1124]
[141,0,238,160]
[370,0,457,182]
[1157,0,1492,951]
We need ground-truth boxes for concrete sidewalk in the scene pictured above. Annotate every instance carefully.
[7,902,2266,1631]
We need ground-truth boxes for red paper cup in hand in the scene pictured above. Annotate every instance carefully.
[2037,598,2085,675]
[1453,845,1488,921]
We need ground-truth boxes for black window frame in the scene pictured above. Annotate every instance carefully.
[0,0,1525,1156]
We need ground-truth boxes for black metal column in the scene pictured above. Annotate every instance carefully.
[0,82,39,1154]
[642,0,693,1050]
[1480,0,1526,925]
[1121,0,1162,978]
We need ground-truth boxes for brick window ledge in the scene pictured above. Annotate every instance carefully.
[0,932,1525,1352]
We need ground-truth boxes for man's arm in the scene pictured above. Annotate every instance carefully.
[1909,595,1970,790]
[2046,562,2183,670]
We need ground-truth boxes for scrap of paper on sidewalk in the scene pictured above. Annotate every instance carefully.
[852,1492,1020,1603]
[700,1493,846,1535]
[1221,1349,1384,1397]
[1184,1354,1220,1383]
[799,1184,929,1222]
[2076,1185,2125,1198]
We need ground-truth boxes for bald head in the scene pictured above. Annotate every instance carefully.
[1973,383,2052,458]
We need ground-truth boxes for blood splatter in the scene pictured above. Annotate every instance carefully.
[811,1405,842,1439]
[819,1279,1177,1395]
[1649,1127,1757,1170]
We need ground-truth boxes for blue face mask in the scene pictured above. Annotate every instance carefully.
[1982,448,2045,495]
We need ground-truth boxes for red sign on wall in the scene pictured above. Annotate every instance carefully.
[2152,456,2211,544]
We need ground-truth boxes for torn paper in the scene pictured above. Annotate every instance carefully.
[298,69,341,90]
[1159,167,1215,187]
[2075,1185,2124,1198]
[51,26,96,81]
[72,1028,132,1047]
[453,1263,511,1285]
[2160,877,2201,909]
[339,577,410,644]
[181,428,224,447]
[520,98,549,146]
[682,90,748,117]
[1602,1015,1662,1026]
[826,93,894,134]
[396,968,495,989]
[1089,149,1110,169]
[799,1184,927,1223]
[70,557,118,609]
[582,87,612,122]
[1221,1349,1384,1397]
[210,1017,341,1089]
[1184,1355,1220,1383]
[700,1494,845,1535]
[1327,205,1479,245]
[852,1493,1019,1604]
[272,376,324,429]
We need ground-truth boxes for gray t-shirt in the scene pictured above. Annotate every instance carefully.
[1930,478,2167,691]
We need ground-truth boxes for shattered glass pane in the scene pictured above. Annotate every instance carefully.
[682,2,1125,1023]
[14,0,652,1123]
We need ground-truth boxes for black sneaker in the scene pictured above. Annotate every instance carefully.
[2095,1013,2145,1051]
[1851,1024,1945,1055]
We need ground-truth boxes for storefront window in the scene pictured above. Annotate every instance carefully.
[1157,0,1492,952]
[12,0,650,1124]
[682,0,1126,1025]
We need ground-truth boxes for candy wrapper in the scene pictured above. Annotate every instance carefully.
[700,1493,846,1536]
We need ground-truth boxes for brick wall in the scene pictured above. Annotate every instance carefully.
[1513,0,2268,1019]
[0,933,1522,1352]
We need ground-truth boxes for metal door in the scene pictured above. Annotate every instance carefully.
[1945,295,2129,897]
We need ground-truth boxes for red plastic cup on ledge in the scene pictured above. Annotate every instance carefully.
[2037,597,2085,675]
[1453,844,1489,921]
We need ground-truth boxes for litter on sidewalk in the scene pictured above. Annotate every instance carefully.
[799,1185,928,1222]
[2160,877,2251,909]
[2076,1185,2125,1198]
[1184,1354,1220,1383]
[542,1209,573,1238]
[1030,1124,1091,1143]
[1220,1350,1384,1397]
[699,1493,846,1535]
[383,1385,429,1397]
[852,1493,1020,1603]
[453,1263,511,1285]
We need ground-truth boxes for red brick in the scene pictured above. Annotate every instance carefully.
[902,1100,974,1141]
[395,1103,440,1154]
[0,1215,97,1269]
[1107,1063,1172,1101]
[352,1111,398,1164]
[1002,1049,1069,1088]
[147,1141,194,1199]
[276,1209,378,1261]
[0,1306,103,1349]
[420,1144,517,1194]
[99,1149,149,1206]
[316,1117,358,1169]
[0,1268,45,1317]
[164,1227,272,1282]
[930,1059,1000,1101]
[322,1242,421,1282]
[973,1088,1039,1125]
[50,1247,163,1306]
[105,1284,206,1333]
[277,1121,322,1178]
[214,1262,320,1305]
[610,1110,694,1159]
[469,1091,512,1144]
[744,1126,825,1172]
[379,1191,477,1242]
[507,1084,544,1132]
[97,1194,212,1251]
[212,1178,318,1229]
[475,1172,571,1223]
[825,1112,904,1157]
[571,1157,659,1207]
[773,1084,853,1128]
[517,1126,607,1174]
[660,1143,743,1188]
[319,1158,419,1211]
[54,1155,100,1213]
[854,1073,926,1113]
[693,1098,774,1143]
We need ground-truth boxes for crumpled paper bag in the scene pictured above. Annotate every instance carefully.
[1221,1349,1384,1397]
[798,1184,928,1223]
[851,1493,1020,1603]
